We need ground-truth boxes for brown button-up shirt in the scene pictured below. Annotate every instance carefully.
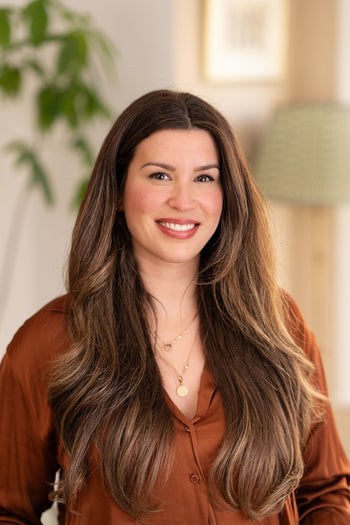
[0,296,349,524]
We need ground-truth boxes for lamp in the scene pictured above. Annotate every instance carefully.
[254,103,350,205]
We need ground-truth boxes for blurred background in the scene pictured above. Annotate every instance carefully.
[1,0,349,505]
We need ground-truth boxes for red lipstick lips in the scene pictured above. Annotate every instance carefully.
[155,219,199,239]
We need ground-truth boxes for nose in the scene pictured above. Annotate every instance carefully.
[168,181,195,211]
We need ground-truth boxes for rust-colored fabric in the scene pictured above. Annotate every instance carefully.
[0,296,349,524]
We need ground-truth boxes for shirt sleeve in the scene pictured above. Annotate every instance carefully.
[0,311,61,524]
[288,299,350,523]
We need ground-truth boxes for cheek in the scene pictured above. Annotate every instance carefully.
[123,187,162,217]
[203,190,223,217]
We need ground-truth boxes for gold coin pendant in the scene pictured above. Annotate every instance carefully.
[176,385,189,397]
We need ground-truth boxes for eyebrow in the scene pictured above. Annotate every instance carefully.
[141,162,220,171]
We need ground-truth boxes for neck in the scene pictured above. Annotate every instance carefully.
[136,258,199,328]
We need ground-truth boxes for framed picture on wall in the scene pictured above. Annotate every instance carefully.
[203,0,289,82]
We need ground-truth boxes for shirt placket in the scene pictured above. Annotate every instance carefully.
[166,365,219,524]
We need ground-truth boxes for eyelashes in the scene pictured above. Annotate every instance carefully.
[148,172,217,183]
[195,174,215,183]
[149,172,171,181]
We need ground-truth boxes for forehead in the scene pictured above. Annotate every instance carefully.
[132,128,219,164]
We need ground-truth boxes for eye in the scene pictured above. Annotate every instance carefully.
[149,172,171,181]
[195,174,215,183]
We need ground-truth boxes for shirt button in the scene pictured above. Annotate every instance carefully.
[185,426,191,432]
[190,473,200,484]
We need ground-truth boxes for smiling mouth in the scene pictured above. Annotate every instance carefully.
[156,221,198,232]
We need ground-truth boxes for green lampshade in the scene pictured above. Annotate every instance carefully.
[254,103,350,205]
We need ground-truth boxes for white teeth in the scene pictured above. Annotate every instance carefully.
[159,221,196,232]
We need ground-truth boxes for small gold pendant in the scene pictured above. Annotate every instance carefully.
[176,385,189,397]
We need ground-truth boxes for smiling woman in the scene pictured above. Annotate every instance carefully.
[0,89,349,525]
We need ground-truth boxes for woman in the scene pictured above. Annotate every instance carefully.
[0,90,349,524]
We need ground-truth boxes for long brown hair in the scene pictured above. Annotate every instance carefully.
[48,90,321,520]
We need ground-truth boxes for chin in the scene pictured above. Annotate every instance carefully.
[162,253,201,266]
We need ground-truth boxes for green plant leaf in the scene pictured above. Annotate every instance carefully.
[0,9,11,48]
[37,84,62,129]
[71,177,89,209]
[6,141,54,205]
[60,83,79,128]
[50,0,90,27]
[1,0,116,212]
[87,27,116,66]
[28,155,54,205]
[69,82,111,121]
[57,31,87,75]
[24,59,45,77]
[0,64,21,96]
[23,0,48,45]
[82,86,111,119]
[73,136,94,167]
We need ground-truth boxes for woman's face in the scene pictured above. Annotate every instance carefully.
[121,128,223,270]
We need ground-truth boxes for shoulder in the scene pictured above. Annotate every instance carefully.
[4,295,71,387]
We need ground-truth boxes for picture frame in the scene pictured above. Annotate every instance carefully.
[203,0,289,82]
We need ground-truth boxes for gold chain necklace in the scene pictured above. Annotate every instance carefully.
[157,331,198,397]
[153,312,198,352]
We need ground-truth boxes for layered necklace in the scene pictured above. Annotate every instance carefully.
[153,313,198,397]
[154,312,198,352]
